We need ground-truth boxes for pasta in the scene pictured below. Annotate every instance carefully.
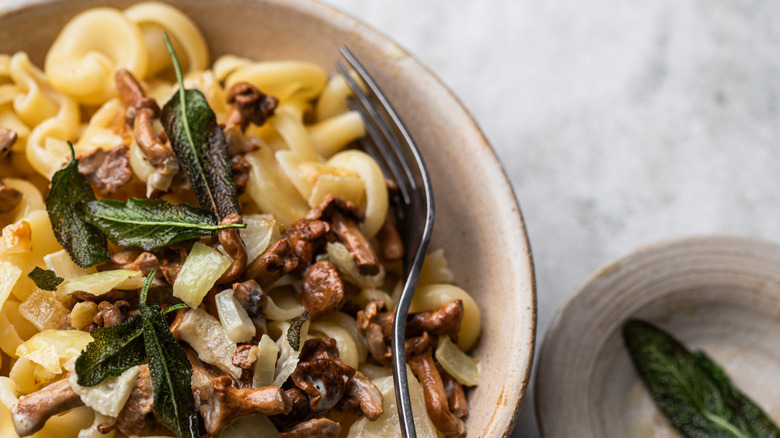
[0,3,482,438]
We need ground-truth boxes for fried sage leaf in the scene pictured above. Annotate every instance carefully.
[622,319,780,438]
[45,142,109,268]
[79,198,245,251]
[75,316,145,386]
[27,267,64,291]
[160,33,239,220]
[287,311,309,351]
[139,271,198,438]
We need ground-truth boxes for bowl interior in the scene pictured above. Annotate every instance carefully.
[0,0,536,436]
[536,236,780,437]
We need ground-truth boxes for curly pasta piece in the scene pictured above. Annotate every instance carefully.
[225,61,328,103]
[44,8,148,105]
[124,1,209,77]
[10,53,58,127]
[24,90,79,179]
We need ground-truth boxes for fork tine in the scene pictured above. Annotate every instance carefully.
[336,61,413,205]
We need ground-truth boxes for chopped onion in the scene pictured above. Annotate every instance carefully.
[215,289,255,343]
[69,301,98,330]
[271,319,310,387]
[241,214,280,264]
[44,249,97,281]
[173,242,232,308]
[326,242,384,289]
[69,365,139,417]
[15,329,93,374]
[178,308,241,379]
[19,288,70,331]
[253,334,279,388]
[0,260,22,312]
[58,269,145,301]
[435,336,480,387]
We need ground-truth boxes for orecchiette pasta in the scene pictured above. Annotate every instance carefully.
[0,3,483,437]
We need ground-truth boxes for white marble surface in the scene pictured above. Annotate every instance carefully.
[325,0,780,436]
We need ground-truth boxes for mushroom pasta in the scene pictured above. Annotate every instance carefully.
[0,3,482,437]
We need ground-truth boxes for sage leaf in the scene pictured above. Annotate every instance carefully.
[287,311,309,351]
[75,316,145,386]
[80,198,245,251]
[160,33,240,220]
[622,319,780,438]
[27,267,63,291]
[139,271,198,438]
[45,142,109,268]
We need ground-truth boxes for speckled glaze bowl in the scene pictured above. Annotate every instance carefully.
[0,0,536,436]
[536,236,780,437]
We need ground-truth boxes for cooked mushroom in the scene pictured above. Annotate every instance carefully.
[77,145,133,196]
[280,417,341,438]
[232,279,267,317]
[93,300,131,328]
[11,377,85,436]
[306,195,379,276]
[406,299,464,340]
[231,153,252,193]
[377,215,404,261]
[198,376,292,436]
[115,69,179,178]
[406,334,465,437]
[270,387,311,430]
[115,365,155,437]
[168,307,188,341]
[110,250,161,275]
[232,344,258,389]
[301,260,345,319]
[440,367,468,420]
[0,181,22,213]
[224,82,278,131]
[244,219,330,287]
[290,358,355,413]
[0,127,16,159]
[338,370,384,420]
[356,300,394,365]
[217,213,248,284]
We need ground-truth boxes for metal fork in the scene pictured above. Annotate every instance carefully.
[337,46,435,438]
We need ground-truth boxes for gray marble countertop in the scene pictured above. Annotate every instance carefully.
[325,0,780,436]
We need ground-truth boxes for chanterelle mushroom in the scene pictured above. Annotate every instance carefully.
[223,82,278,131]
[338,370,384,420]
[11,377,85,436]
[216,212,248,284]
[115,365,154,437]
[0,181,22,213]
[0,127,16,159]
[198,376,292,436]
[406,333,466,437]
[306,195,380,275]
[301,260,346,319]
[280,417,342,438]
[77,145,133,196]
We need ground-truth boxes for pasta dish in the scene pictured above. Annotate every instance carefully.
[0,3,481,437]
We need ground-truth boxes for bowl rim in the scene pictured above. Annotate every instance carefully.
[0,0,537,435]
[534,233,780,437]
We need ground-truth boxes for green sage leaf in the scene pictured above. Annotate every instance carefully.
[287,311,309,351]
[27,267,63,291]
[75,316,145,386]
[622,319,780,438]
[160,33,240,220]
[45,142,109,268]
[79,198,245,251]
[139,271,198,438]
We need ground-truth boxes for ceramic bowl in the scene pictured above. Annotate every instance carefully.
[536,235,780,437]
[0,0,536,436]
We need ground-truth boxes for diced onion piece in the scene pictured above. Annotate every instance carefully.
[240,214,280,264]
[309,321,358,370]
[271,319,310,387]
[0,376,18,410]
[0,221,32,253]
[173,242,232,308]
[215,289,255,343]
[3,300,38,340]
[15,330,93,374]
[326,242,384,289]
[0,260,21,318]
[0,311,23,357]
[58,269,145,301]
[178,308,241,378]
[69,365,139,417]
[19,288,70,331]
[220,414,283,438]
[44,249,97,280]
[9,357,39,394]
[253,334,279,388]
[435,336,481,387]
[69,301,99,330]
[347,365,437,438]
